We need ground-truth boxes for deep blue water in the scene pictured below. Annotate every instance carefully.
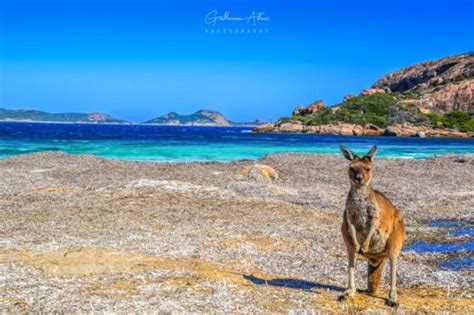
[1,122,473,161]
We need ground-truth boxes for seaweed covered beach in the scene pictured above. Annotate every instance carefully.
[0,152,473,312]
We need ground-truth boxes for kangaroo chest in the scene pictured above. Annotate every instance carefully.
[347,191,377,228]
[346,189,386,251]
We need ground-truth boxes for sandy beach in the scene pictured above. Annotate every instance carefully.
[0,152,473,313]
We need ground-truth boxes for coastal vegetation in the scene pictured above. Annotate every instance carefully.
[426,110,474,132]
[289,93,474,132]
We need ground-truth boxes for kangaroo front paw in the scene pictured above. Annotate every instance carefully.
[354,244,361,254]
[338,289,355,302]
[360,242,370,254]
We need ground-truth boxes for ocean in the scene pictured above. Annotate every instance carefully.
[1,122,473,161]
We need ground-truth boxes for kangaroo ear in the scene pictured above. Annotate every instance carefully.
[364,145,377,160]
[339,145,356,161]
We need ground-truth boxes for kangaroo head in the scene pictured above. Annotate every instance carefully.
[339,145,377,187]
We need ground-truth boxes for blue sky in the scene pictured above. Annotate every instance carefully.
[0,0,473,122]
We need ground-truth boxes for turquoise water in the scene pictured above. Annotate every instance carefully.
[1,122,473,161]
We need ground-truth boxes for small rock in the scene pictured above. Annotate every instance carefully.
[384,126,400,136]
[418,83,429,90]
[360,88,386,96]
[366,123,380,130]
[292,105,305,116]
[413,131,426,138]
[343,94,356,102]
[352,125,364,136]
[303,100,325,114]
[383,87,392,93]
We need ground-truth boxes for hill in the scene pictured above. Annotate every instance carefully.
[0,108,129,124]
[144,109,264,126]
[255,52,474,137]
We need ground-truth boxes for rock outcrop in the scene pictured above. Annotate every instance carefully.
[373,53,474,92]
[343,94,356,102]
[303,100,325,114]
[372,52,474,113]
[383,126,399,136]
[417,79,474,114]
[360,88,386,96]
[292,105,305,116]
[291,101,326,116]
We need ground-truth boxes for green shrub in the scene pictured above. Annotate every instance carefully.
[291,113,304,121]
[400,90,420,99]
[443,110,474,131]
[426,110,474,132]
[389,104,429,125]
[279,117,292,123]
[284,91,474,132]
[303,108,337,125]
[300,93,395,128]
[452,74,466,83]
[344,93,395,116]
[426,113,444,125]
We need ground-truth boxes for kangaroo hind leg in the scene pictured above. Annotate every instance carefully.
[367,258,385,296]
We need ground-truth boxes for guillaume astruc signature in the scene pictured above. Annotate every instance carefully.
[205,10,270,27]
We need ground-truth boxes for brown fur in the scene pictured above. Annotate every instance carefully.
[338,145,405,307]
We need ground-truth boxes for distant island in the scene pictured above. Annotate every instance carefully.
[143,109,264,126]
[255,52,474,137]
[0,108,264,127]
[0,108,130,124]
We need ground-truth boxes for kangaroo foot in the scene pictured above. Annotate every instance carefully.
[338,289,355,302]
[386,297,399,307]
[386,290,399,307]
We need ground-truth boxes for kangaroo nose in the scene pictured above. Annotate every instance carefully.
[355,174,363,181]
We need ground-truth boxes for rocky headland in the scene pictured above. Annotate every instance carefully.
[255,52,474,137]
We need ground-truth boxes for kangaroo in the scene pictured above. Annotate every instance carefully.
[338,145,405,307]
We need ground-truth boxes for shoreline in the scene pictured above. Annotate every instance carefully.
[1,151,472,312]
[253,121,474,138]
[1,150,473,163]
